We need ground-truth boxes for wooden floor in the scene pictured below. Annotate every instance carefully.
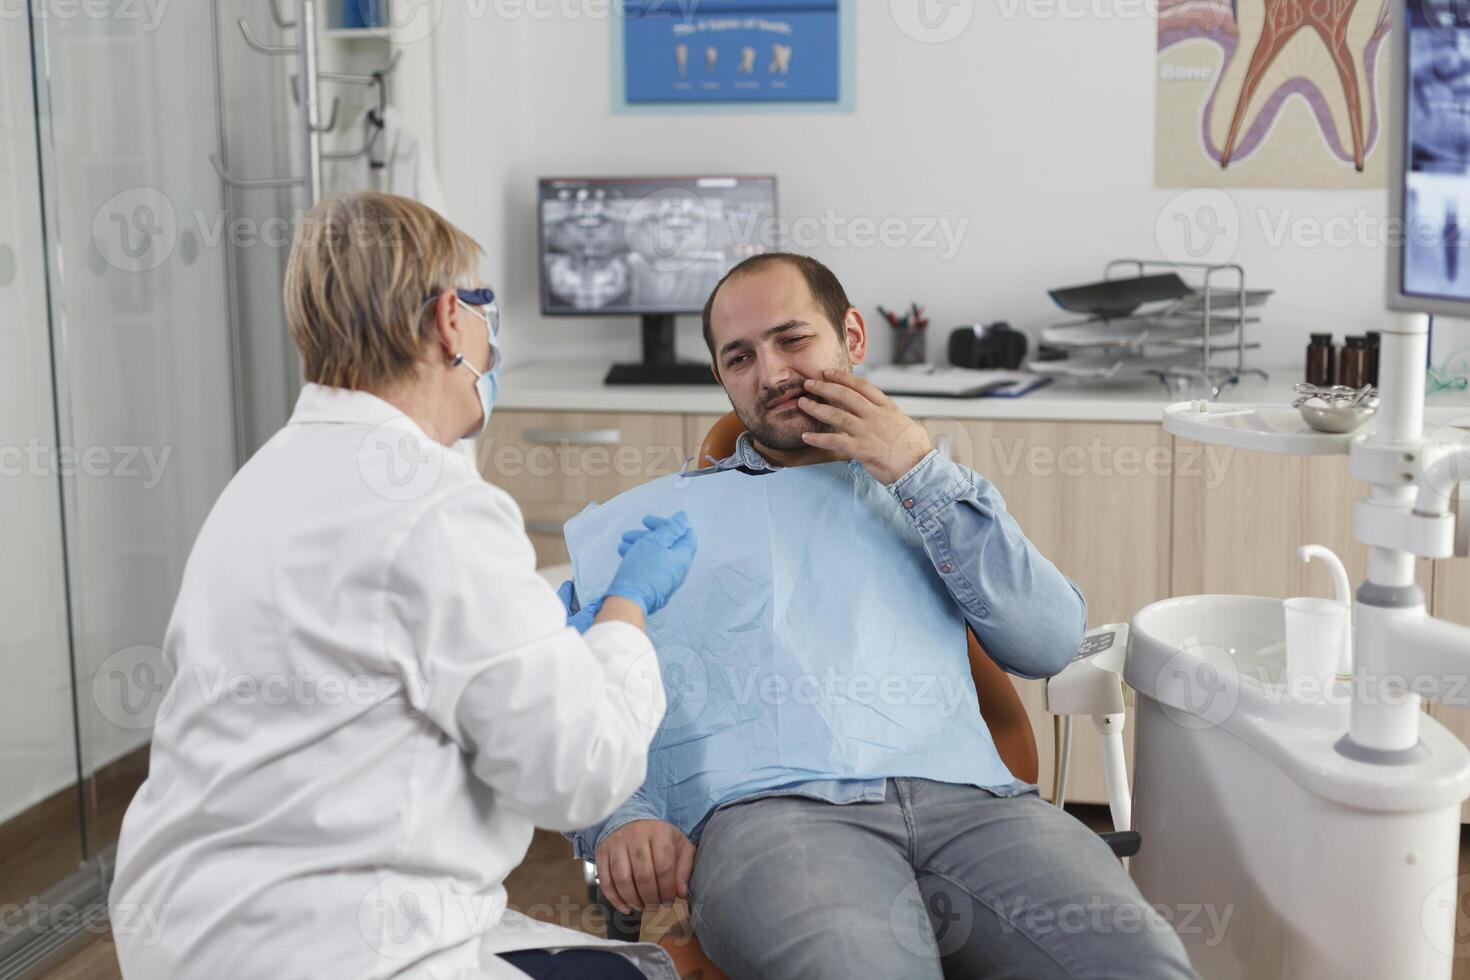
[26,810,1470,979]
[32,829,626,980]
[2,749,149,911]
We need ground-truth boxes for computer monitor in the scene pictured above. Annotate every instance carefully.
[1388,0,1470,316]
[538,175,779,385]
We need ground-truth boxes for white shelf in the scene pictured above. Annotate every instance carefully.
[1164,401,1368,456]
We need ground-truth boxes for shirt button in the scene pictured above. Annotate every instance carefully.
[903,498,916,510]
[941,563,953,573]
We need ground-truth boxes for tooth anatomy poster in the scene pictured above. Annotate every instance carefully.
[1156,0,1395,188]
[622,0,841,104]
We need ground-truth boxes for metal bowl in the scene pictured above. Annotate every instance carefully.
[1297,398,1376,434]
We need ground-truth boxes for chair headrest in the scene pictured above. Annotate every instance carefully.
[697,412,747,470]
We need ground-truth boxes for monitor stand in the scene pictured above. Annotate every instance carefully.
[605,314,719,386]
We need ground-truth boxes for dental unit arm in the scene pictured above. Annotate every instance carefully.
[1344,311,1470,758]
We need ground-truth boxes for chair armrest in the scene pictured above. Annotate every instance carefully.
[1098,830,1141,860]
[585,861,645,943]
[1044,624,1128,717]
[1045,624,1133,833]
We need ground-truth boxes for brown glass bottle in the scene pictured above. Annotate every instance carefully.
[1365,331,1381,387]
[1340,336,1369,389]
[1306,334,1335,386]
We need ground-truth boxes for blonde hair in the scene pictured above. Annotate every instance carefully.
[284,191,484,391]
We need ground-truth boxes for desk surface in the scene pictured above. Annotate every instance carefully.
[499,361,1470,426]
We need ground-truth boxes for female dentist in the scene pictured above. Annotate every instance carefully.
[109,191,695,980]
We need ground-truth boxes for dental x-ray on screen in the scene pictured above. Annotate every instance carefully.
[1402,1,1470,304]
[538,176,777,315]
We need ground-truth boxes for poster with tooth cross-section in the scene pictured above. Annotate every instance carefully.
[623,0,841,104]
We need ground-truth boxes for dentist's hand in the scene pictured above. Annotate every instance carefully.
[596,819,697,912]
[615,513,688,556]
[556,580,602,635]
[605,512,698,616]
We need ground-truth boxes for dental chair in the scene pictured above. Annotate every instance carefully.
[571,412,1137,978]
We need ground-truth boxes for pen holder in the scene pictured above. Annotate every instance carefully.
[893,327,926,365]
[879,303,931,366]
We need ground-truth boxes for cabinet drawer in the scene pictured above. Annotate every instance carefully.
[479,411,690,508]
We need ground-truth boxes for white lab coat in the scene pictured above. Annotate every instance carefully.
[109,384,676,980]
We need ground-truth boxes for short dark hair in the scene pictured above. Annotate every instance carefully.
[701,252,853,361]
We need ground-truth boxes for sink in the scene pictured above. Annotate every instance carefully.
[1124,594,1333,730]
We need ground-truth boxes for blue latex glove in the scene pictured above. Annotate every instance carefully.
[616,513,684,556]
[605,511,698,616]
[557,580,602,635]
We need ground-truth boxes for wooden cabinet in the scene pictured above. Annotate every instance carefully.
[479,411,689,566]
[1437,561,1470,627]
[1172,447,1435,598]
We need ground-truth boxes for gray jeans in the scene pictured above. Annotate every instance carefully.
[687,779,1198,980]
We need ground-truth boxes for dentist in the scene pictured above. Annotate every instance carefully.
[109,191,695,980]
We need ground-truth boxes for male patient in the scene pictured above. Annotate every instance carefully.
[568,253,1196,980]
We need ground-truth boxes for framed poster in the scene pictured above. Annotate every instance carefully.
[621,0,843,106]
[1155,0,1393,189]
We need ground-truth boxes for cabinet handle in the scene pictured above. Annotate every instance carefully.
[520,428,622,447]
[525,520,565,536]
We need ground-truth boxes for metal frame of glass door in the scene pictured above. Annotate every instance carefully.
[0,6,110,978]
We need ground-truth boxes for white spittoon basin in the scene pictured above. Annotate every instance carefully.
[1124,595,1470,980]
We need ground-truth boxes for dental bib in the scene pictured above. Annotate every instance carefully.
[565,460,1019,840]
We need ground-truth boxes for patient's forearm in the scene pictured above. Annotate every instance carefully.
[891,451,1087,678]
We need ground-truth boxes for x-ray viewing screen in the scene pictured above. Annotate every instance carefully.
[1401,2,1470,304]
[538,176,778,315]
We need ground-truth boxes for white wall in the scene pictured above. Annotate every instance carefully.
[430,3,1404,374]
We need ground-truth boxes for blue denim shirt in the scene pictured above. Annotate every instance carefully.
[569,433,1087,860]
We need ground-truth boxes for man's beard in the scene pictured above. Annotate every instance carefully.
[738,369,844,452]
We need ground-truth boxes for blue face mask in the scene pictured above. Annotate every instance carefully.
[440,288,501,438]
[456,304,500,437]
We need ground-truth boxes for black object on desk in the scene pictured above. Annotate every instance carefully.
[605,314,719,386]
[949,322,1028,370]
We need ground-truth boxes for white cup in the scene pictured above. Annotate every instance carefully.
[1284,597,1349,703]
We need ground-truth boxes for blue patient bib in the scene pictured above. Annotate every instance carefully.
[565,461,1016,839]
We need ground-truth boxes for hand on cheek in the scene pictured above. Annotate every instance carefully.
[797,369,933,485]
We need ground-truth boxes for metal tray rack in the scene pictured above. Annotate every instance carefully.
[1036,259,1271,398]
